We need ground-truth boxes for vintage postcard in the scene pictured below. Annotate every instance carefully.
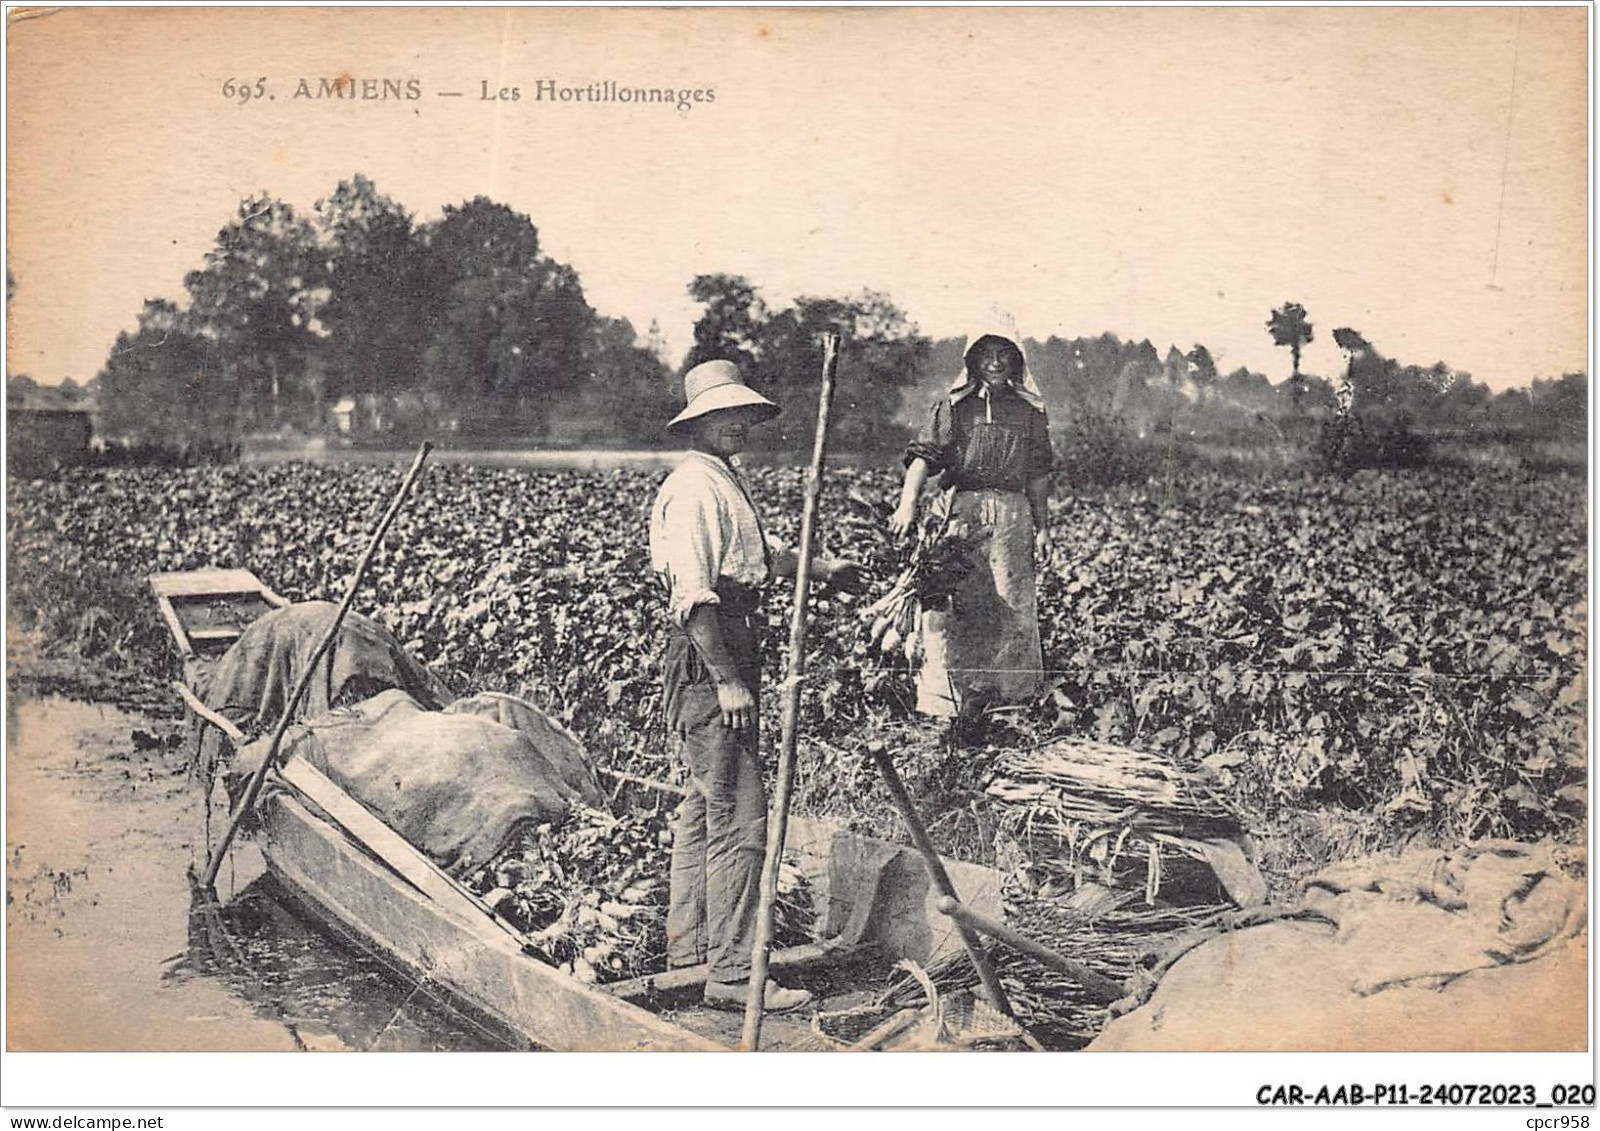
[3,2,1590,1118]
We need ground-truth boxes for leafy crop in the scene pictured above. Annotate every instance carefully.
[7,460,1587,874]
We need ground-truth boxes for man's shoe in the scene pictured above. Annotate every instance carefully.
[703,978,813,1013]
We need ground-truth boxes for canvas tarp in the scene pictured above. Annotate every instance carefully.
[200,600,605,876]
[193,601,454,787]
[1089,840,1586,1051]
[236,688,606,876]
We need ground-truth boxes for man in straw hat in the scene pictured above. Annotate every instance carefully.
[649,359,857,1013]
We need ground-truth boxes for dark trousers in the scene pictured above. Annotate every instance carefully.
[661,610,767,983]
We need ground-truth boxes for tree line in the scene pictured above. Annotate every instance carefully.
[76,180,1586,461]
[95,176,680,448]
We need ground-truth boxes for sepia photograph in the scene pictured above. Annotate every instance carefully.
[2,1,1591,1116]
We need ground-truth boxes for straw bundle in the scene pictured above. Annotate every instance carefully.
[986,739,1246,901]
[876,894,1235,1049]
[987,739,1236,832]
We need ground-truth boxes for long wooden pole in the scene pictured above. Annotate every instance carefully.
[740,331,841,1051]
[935,896,1124,1003]
[865,741,1016,1019]
[200,442,433,890]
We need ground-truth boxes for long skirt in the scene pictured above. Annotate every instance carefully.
[915,488,1044,719]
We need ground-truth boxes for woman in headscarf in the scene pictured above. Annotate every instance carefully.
[889,331,1053,726]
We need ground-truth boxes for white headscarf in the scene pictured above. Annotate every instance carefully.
[947,329,1046,417]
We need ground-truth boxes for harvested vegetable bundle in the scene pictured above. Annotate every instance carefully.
[909,523,991,607]
[859,509,990,663]
[467,804,815,985]
[468,805,669,983]
[987,739,1236,830]
[863,594,921,665]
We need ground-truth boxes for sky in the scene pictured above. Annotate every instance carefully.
[5,5,1590,390]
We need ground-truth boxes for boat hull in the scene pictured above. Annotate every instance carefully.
[260,792,723,1052]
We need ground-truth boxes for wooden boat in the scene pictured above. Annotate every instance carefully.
[154,568,1007,1051]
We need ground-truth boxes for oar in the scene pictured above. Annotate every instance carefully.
[741,331,841,1051]
[199,442,433,890]
[864,739,1016,1020]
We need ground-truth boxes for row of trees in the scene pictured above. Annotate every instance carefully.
[677,287,1590,460]
[94,179,940,453]
[97,177,681,447]
[86,181,1584,459]
[1328,323,1584,441]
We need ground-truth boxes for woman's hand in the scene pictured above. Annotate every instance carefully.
[889,501,918,538]
[892,459,930,539]
[1034,524,1050,563]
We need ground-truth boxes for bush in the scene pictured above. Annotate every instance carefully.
[1051,406,1167,487]
[1315,410,1433,473]
[87,439,241,469]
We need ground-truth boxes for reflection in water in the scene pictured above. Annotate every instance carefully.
[173,874,519,1051]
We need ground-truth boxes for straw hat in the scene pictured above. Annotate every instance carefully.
[667,360,780,434]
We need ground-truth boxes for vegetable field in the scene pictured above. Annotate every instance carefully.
[7,460,1587,883]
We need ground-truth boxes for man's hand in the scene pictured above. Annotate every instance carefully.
[716,679,756,730]
[888,501,918,538]
[1034,523,1050,564]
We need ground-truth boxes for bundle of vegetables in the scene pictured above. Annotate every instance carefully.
[859,512,990,663]
[467,805,816,985]
[861,591,921,666]
[468,806,668,984]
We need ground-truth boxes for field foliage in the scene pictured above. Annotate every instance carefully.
[7,461,1587,877]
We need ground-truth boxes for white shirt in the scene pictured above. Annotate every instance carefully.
[649,451,774,626]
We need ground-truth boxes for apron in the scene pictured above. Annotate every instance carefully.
[914,486,1043,719]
